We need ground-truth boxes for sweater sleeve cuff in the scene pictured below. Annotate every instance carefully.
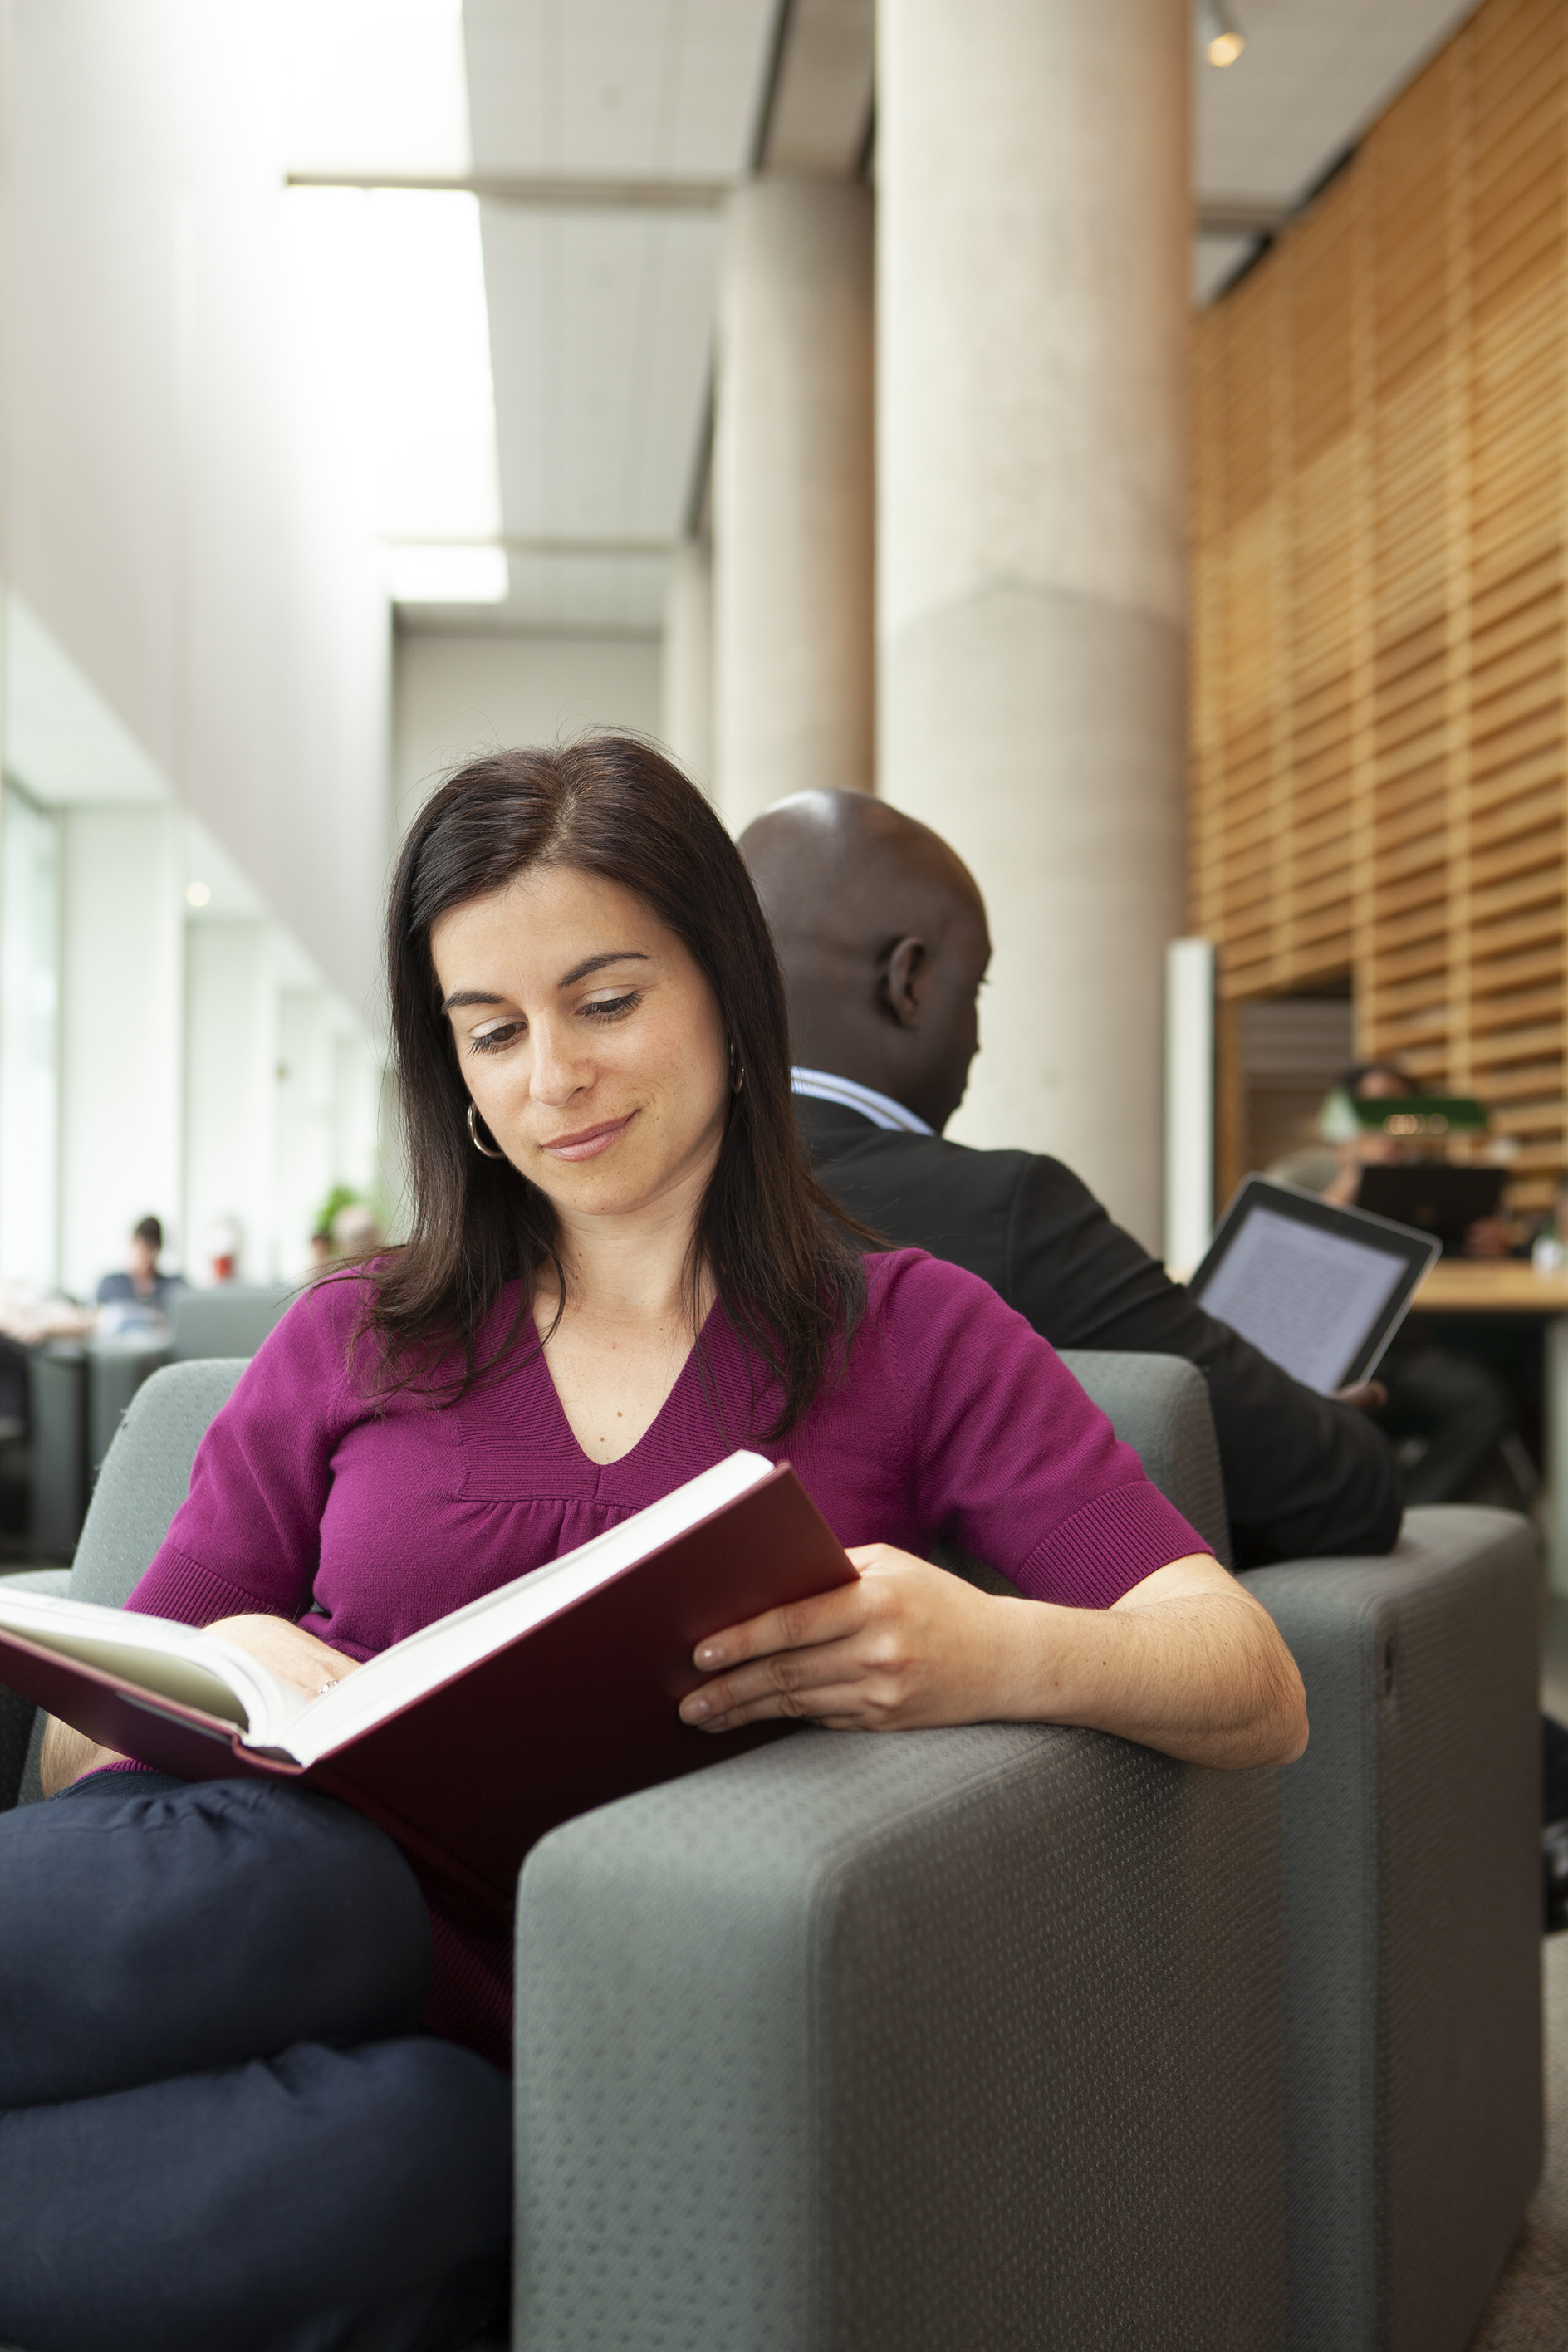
[123,1547,296,1629]
[1015,1480,1213,1610]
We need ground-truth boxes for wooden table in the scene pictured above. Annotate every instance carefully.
[1408,1258,1568,1588]
[1413,1261,1568,1315]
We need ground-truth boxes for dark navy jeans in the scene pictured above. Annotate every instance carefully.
[0,1770,511,2352]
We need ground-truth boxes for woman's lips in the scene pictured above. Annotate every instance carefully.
[541,1113,635,1162]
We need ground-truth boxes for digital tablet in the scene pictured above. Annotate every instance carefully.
[1188,1176,1439,1394]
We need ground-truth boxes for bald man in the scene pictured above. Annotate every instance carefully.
[739,790,1402,1570]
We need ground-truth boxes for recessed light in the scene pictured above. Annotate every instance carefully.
[186,881,212,907]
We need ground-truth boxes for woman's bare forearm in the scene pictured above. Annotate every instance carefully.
[992,1562,1308,1769]
[39,1716,125,1797]
[683,1546,1307,1767]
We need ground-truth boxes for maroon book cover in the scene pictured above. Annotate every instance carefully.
[0,1461,856,1918]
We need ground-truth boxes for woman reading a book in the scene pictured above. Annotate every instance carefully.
[3,739,1306,2352]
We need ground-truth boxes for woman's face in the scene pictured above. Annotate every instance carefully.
[429,864,732,1229]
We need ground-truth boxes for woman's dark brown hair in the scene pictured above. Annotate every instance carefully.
[366,736,868,1434]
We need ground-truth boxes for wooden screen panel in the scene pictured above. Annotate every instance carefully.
[1192,0,1568,1209]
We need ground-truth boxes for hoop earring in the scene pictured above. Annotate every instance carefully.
[467,1102,506,1159]
[729,1041,745,1095]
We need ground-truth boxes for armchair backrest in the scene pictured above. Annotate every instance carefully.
[1059,1350,1232,1568]
[170,1286,291,1364]
[71,1358,247,1607]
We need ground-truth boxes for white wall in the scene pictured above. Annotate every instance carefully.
[56,806,184,1301]
[0,2,397,1299]
[0,786,60,1289]
[7,0,390,1011]
[393,630,662,840]
[275,989,338,1277]
[0,600,387,1295]
[274,990,384,1277]
[184,921,281,1289]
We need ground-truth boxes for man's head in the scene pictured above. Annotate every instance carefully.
[738,790,991,1133]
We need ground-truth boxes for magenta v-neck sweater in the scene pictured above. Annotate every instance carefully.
[123,1248,1208,2064]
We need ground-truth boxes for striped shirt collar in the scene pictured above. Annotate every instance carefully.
[790,1067,935,1137]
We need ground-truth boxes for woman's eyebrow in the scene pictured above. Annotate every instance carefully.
[558,949,649,987]
[439,951,648,1016]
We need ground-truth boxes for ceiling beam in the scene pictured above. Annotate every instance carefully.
[387,535,677,558]
[287,172,733,212]
[1196,198,1291,238]
[762,0,875,178]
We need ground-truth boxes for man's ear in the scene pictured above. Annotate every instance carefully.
[882,936,928,1030]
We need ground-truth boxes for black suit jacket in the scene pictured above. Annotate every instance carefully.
[800,1095,1402,1569]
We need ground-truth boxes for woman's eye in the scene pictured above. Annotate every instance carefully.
[583,992,641,1021]
[469,1022,523,1054]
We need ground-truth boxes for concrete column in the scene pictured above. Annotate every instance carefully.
[878,0,1190,1250]
[661,538,714,796]
[714,179,875,832]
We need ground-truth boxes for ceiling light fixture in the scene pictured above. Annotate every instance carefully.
[1200,0,1246,67]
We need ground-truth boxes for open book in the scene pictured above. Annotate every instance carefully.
[0,1451,855,1918]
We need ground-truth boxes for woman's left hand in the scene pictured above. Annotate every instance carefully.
[679,1546,1310,1770]
[679,1546,1007,1734]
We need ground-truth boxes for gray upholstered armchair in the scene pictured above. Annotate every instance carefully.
[0,1348,1542,2352]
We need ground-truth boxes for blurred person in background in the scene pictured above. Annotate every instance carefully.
[306,1188,380,1273]
[306,1199,384,1275]
[1289,1062,1568,1913]
[331,1202,384,1263]
[0,1284,91,1347]
[1276,1061,1523,1507]
[96,1217,187,1331]
[1282,1058,1513,1257]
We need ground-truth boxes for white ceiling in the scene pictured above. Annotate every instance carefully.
[464,0,777,174]
[478,206,721,628]
[393,0,1489,632]
[394,0,775,634]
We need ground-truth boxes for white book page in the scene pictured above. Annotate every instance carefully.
[282,1447,777,1766]
[0,1588,307,1742]
[1198,1206,1406,1394]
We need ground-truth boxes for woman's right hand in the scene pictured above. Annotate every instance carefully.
[40,1613,358,1798]
[203,1612,360,1699]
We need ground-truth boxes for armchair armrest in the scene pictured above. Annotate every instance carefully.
[1244,1507,1541,2352]
[514,1721,1284,2352]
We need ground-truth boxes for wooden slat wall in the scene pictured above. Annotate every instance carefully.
[1191,0,1568,1206]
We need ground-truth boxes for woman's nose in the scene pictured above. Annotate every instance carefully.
[528,1023,587,1105]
